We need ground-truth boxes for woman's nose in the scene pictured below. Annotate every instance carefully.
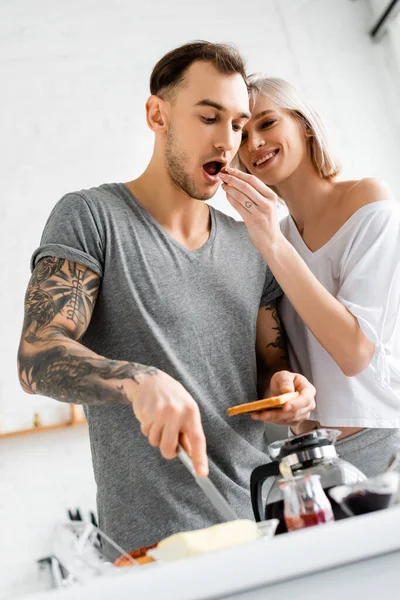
[248,134,265,152]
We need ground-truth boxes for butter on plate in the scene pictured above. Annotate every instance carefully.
[150,520,270,563]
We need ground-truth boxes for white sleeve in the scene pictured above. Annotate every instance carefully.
[336,201,400,387]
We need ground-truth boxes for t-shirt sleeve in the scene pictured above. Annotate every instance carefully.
[336,201,400,385]
[260,265,283,307]
[31,192,104,277]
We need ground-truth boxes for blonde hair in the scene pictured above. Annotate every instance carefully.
[235,74,340,178]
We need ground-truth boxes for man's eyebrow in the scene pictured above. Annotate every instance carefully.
[195,99,251,120]
[251,109,276,121]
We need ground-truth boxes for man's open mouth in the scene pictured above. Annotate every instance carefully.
[203,161,225,177]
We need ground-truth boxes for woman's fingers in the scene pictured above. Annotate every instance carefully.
[221,167,277,201]
[219,173,261,206]
[225,191,251,220]
[222,184,255,212]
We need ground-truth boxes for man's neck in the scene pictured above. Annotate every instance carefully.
[125,160,212,251]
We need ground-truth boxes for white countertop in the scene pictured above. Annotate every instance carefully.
[26,504,400,600]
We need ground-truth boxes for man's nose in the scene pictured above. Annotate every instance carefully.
[215,126,235,152]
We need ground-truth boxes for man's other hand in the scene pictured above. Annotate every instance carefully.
[251,370,316,425]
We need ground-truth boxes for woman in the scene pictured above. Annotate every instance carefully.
[219,74,400,477]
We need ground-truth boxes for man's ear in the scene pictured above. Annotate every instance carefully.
[146,95,169,132]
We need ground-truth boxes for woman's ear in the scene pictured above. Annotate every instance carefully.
[145,95,169,132]
[304,124,314,138]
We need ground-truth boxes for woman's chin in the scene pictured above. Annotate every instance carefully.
[258,174,281,188]
[255,167,289,189]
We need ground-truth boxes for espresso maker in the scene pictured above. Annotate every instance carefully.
[250,428,366,533]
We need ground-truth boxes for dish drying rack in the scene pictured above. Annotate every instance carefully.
[38,514,143,590]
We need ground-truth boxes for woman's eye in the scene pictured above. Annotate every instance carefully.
[261,120,276,129]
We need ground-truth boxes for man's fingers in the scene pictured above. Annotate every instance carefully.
[184,413,208,477]
[293,374,317,412]
[296,407,314,418]
[140,421,150,437]
[272,370,296,394]
[190,434,208,477]
[179,432,193,457]
[148,421,164,448]
[280,383,295,393]
[159,418,181,460]
[281,395,309,413]
[252,408,311,424]
[293,373,316,393]
[251,409,282,422]
[251,390,314,423]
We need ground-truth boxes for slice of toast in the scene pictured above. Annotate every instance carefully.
[227,392,299,416]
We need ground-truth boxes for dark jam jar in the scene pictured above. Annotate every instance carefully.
[342,490,393,516]
[328,472,400,518]
[280,474,334,532]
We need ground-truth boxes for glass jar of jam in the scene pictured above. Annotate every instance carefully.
[280,473,334,532]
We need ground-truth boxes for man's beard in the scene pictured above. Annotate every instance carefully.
[165,127,216,201]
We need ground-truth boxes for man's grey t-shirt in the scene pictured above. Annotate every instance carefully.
[31,183,282,558]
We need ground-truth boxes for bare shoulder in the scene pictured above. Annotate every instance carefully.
[342,177,394,211]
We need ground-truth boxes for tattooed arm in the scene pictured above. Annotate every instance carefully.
[17,257,158,404]
[255,300,290,398]
[17,257,208,475]
[254,300,316,425]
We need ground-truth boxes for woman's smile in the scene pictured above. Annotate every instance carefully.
[252,148,280,169]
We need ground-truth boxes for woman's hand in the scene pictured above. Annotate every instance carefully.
[219,167,283,256]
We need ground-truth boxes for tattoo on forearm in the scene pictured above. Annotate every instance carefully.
[18,344,158,404]
[19,257,158,405]
[264,301,289,362]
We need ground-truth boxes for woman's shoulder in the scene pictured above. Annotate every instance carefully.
[340,177,394,212]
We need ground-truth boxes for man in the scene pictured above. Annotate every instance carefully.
[18,41,315,559]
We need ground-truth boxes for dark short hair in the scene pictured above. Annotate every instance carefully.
[150,40,247,99]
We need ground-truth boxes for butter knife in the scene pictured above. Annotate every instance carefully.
[177,445,238,522]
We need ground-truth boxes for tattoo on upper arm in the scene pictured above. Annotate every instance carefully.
[19,257,159,403]
[24,257,100,341]
[264,301,289,362]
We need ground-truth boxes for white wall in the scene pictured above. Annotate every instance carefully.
[0,427,96,599]
[1,0,400,597]
[368,0,400,91]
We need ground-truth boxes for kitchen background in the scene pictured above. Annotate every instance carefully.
[1,0,400,597]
